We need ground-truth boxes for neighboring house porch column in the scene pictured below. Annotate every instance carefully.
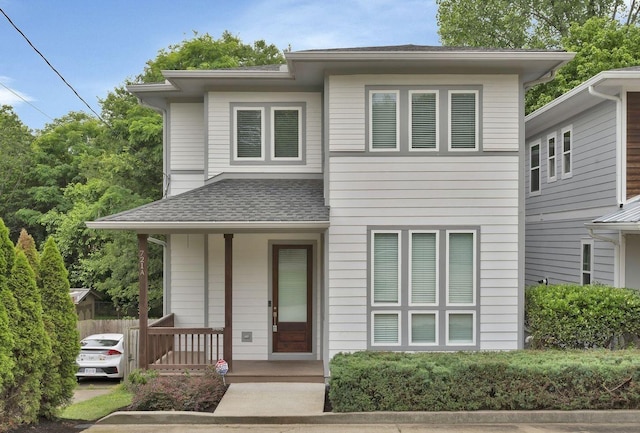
[138,234,149,369]
[224,233,233,370]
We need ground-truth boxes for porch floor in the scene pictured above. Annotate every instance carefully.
[227,360,325,384]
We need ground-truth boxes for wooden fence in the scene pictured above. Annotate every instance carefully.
[77,319,140,339]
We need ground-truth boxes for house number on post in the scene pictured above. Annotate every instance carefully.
[138,249,146,276]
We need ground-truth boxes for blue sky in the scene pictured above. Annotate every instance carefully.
[0,0,440,131]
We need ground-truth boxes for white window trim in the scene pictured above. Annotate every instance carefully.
[547,133,557,183]
[445,230,477,307]
[233,106,265,161]
[408,90,439,152]
[529,140,541,197]
[409,311,439,346]
[448,90,479,152]
[581,239,594,285]
[369,90,400,152]
[446,311,476,346]
[270,106,302,161]
[408,230,439,307]
[370,230,402,306]
[561,125,573,179]
[371,311,402,346]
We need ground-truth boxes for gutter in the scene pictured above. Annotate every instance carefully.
[523,69,556,90]
[588,85,623,206]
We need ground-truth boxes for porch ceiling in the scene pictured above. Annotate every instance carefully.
[86,178,329,233]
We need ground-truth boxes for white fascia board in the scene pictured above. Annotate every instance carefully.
[286,50,574,62]
[161,70,292,79]
[584,222,640,231]
[86,221,330,231]
[126,82,178,93]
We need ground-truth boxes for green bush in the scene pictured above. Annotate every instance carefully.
[128,367,227,412]
[328,351,640,412]
[526,284,640,349]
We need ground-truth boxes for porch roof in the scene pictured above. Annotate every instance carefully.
[86,177,330,233]
[586,200,640,231]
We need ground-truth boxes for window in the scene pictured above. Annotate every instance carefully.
[547,134,557,182]
[449,91,478,150]
[409,91,438,150]
[581,240,593,285]
[370,228,477,349]
[234,108,264,160]
[271,108,301,160]
[370,91,399,151]
[562,126,572,178]
[529,141,540,195]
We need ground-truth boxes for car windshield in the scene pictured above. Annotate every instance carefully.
[81,339,119,347]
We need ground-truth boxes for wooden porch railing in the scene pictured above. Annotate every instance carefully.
[146,314,224,371]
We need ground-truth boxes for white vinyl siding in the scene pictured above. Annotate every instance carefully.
[371,231,400,305]
[234,107,264,160]
[370,91,399,151]
[410,90,438,150]
[169,102,205,171]
[529,141,541,196]
[449,90,478,150]
[547,133,557,182]
[561,126,573,178]
[271,107,301,160]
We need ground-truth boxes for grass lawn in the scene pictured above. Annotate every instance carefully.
[61,386,132,421]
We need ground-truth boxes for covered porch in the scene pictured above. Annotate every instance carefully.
[87,176,330,381]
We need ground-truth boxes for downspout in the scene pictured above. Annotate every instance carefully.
[588,85,623,206]
[587,228,619,245]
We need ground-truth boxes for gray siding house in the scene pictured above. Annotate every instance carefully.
[525,68,640,289]
[87,45,572,377]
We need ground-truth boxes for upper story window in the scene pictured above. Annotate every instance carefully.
[529,140,541,196]
[367,86,481,154]
[449,91,478,151]
[370,91,399,151]
[561,126,572,179]
[547,133,557,182]
[232,103,305,164]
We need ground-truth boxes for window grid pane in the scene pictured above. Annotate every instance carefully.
[548,137,556,179]
[374,313,399,344]
[448,313,473,343]
[411,313,436,343]
[450,93,476,149]
[563,130,571,174]
[278,248,307,322]
[373,233,399,303]
[273,109,299,158]
[371,92,397,149]
[530,143,540,193]
[448,233,474,304]
[411,93,437,149]
[411,233,437,304]
[236,110,262,158]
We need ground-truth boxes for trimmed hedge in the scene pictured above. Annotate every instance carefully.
[328,351,640,412]
[526,284,640,349]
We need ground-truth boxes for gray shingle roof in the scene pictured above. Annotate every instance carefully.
[95,178,329,223]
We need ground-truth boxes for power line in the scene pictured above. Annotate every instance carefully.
[0,79,55,122]
[0,7,108,125]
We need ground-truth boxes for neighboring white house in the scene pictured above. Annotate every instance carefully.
[87,45,574,375]
[525,67,640,290]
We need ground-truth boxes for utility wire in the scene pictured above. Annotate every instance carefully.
[0,79,55,122]
[0,7,108,125]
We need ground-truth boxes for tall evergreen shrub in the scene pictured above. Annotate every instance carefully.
[15,229,39,280]
[0,219,16,428]
[38,237,80,418]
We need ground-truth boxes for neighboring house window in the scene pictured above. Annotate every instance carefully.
[547,133,557,182]
[581,240,594,285]
[234,108,264,160]
[529,141,541,195]
[449,90,478,150]
[271,107,301,160]
[561,126,572,178]
[369,228,478,349]
[370,91,399,151]
[409,90,438,151]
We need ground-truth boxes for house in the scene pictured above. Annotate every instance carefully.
[525,67,640,289]
[69,288,101,320]
[86,45,574,378]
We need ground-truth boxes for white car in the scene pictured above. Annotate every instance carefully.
[76,333,125,379]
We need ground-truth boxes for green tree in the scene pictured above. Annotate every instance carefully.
[436,0,639,48]
[38,237,80,418]
[5,250,52,425]
[0,106,34,240]
[0,219,16,427]
[15,228,39,278]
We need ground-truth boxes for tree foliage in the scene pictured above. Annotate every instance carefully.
[0,219,16,425]
[15,229,39,278]
[38,237,80,418]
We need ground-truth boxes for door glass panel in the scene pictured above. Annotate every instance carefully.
[278,248,307,322]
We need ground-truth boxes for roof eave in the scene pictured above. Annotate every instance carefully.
[85,220,330,232]
[585,222,640,231]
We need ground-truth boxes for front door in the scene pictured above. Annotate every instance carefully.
[272,245,312,353]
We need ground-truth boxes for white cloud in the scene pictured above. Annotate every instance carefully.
[0,76,34,106]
